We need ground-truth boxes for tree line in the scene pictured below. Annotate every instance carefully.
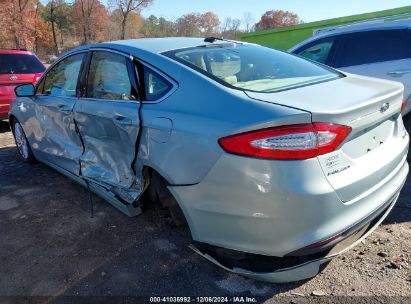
[0,0,301,59]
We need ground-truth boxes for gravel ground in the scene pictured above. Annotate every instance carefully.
[0,120,410,303]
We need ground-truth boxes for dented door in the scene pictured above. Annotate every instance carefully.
[31,53,86,175]
[73,51,142,202]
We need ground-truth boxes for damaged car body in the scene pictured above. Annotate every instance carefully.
[9,38,409,283]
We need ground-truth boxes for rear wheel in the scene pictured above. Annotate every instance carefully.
[404,115,411,161]
[12,120,35,163]
[148,171,187,227]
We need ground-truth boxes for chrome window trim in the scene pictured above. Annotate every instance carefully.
[76,97,140,104]
[89,47,133,59]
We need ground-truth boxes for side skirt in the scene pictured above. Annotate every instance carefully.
[38,158,142,217]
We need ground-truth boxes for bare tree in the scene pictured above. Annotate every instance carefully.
[111,0,153,40]
[221,17,241,39]
[243,11,255,33]
[45,0,59,54]
[72,0,108,45]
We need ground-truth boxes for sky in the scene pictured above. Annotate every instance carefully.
[138,0,411,24]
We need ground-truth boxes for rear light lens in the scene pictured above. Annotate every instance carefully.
[32,73,43,85]
[307,233,343,249]
[218,123,352,160]
[401,100,405,112]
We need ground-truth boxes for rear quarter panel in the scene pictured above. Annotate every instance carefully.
[135,56,312,185]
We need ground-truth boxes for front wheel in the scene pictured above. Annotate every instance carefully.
[12,120,35,163]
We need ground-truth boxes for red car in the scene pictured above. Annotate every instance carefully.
[0,49,45,120]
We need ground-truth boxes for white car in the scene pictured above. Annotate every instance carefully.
[289,18,411,129]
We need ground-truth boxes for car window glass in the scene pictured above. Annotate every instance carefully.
[0,54,45,74]
[42,53,84,97]
[296,37,335,64]
[165,44,340,93]
[87,52,133,100]
[336,30,411,68]
[143,66,173,101]
[36,77,45,95]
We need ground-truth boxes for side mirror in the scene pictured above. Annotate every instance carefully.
[15,83,35,97]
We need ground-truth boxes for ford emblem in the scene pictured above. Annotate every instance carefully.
[380,102,390,113]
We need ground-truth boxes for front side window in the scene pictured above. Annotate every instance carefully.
[164,44,340,93]
[143,66,173,101]
[335,29,411,68]
[42,53,84,97]
[87,52,134,100]
[295,37,335,64]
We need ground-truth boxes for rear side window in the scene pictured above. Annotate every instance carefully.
[143,66,173,101]
[42,53,84,97]
[0,54,45,74]
[87,51,134,100]
[295,36,336,64]
[334,29,411,68]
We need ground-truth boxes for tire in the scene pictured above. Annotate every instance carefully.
[149,171,187,227]
[404,114,411,133]
[12,120,35,163]
[404,115,411,162]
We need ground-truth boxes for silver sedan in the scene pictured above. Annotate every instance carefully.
[9,38,409,282]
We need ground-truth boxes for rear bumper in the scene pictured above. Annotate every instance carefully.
[170,150,408,257]
[190,187,400,282]
[0,96,12,120]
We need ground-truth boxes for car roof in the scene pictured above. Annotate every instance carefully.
[0,49,34,55]
[313,18,411,39]
[290,19,411,51]
[96,37,237,54]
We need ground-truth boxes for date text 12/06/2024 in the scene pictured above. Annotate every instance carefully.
[149,296,258,303]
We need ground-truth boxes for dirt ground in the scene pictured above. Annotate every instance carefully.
[0,119,410,303]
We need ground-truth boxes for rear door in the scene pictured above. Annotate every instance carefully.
[73,50,142,202]
[331,29,411,115]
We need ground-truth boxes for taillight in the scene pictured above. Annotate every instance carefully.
[32,73,43,85]
[401,100,405,112]
[218,123,352,160]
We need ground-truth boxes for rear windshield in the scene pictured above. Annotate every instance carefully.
[0,54,45,75]
[163,44,341,93]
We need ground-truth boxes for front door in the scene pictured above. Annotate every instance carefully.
[73,51,142,202]
[31,53,86,175]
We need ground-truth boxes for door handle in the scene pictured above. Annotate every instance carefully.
[57,104,71,112]
[387,69,411,76]
[112,115,132,126]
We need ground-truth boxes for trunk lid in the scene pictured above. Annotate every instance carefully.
[246,74,408,202]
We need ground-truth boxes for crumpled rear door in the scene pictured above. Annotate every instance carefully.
[73,50,143,203]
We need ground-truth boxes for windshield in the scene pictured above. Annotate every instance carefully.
[163,44,341,93]
[0,54,45,75]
